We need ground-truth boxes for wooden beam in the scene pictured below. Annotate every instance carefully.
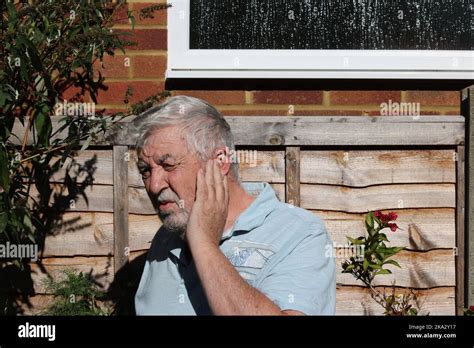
[462,85,474,309]
[10,116,465,147]
[285,147,300,207]
[113,146,129,274]
[456,145,466,315]
[121,116,466,147]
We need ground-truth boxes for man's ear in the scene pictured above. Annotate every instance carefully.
[214,147,231,175]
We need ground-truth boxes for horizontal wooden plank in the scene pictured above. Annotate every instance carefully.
[43,208,455,256]
[315,209,456,250]
[32,249,453,293]
[111,116,465,146]
[301,183,455,212]
[20,285,455,315]
[49,149,455,188]
[40,245,453,289]
[30,183,286,214]
[301,150,456,186]
[336,249,455,288]
[224,116,465,146]
[49,150,285,186]
[32,182,452,214]
[336,286,455,315]
[11,116,464,147]
[31,251,146,294]
[43,213,161,257]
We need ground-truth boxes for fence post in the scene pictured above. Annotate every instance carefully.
[285,146,301,207]
[113,145,130,274]
[462,85,474,311]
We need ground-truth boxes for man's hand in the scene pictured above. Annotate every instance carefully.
[186,159,229,248]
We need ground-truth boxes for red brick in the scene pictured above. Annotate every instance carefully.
[405,91,460,106]
[112,3,131,25]
[330,91,401,105]
[96,81,164,105]
[172,91,245,105]
[132,55,167,78]
[132,3,167,25]
[94,55,130,79]
[117,29,167,50]
[59,86,90,103]
[253,91,323,105]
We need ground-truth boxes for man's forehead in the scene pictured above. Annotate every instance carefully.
[140,127,187,158]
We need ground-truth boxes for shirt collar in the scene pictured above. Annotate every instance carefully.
[168,181,279,262]
[221,182,279,241]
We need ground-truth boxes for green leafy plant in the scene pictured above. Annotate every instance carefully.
[342,210,419,316]
[0,0,169,314]
[42,269,110,315]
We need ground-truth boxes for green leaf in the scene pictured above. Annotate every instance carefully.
[383,259,402,268]
[365,211,374,231]
[346,236,365,245]
[368,263,381,270]
[34,107,53,147]
[127,11,136,30]
[363,259,369,271]
[376,269,392,275]
[0,146,10,192]
[0,211,7,233]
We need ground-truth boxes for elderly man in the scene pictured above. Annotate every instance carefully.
[132,96,336,315]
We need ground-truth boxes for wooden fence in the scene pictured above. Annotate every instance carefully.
[13,111,471,315]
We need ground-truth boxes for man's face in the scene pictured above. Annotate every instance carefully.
[137,126,202,236]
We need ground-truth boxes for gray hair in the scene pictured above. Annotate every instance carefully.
[130,95,239,181]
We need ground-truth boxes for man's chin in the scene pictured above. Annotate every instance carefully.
[161,215,188,239]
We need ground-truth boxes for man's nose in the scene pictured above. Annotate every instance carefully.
[147,167,169,195]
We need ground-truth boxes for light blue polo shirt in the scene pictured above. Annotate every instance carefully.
[135,182,336,315]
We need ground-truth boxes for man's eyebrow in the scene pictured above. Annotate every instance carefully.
[137,159,149,168]
[156,154,175,164]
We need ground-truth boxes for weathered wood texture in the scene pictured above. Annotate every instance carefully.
[21,286,455,316]
[456,145,466,314]
[10,114,465,315]
[285,147,300,206]
[462,86,474,308]
[11,116,465,147]
[113,146,129,274]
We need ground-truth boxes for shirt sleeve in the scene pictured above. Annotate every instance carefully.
[255,223,336,315]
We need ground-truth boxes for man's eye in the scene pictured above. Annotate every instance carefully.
[162,163,175,171]
[139,168,151,178]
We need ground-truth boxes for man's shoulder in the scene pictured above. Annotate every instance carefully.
[271,201,327,235]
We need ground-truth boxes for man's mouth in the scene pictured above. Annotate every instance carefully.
[158,201,175,210]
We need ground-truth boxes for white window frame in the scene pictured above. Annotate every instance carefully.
[167,0,474,80]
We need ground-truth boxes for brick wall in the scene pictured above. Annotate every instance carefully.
[88,0,461,117]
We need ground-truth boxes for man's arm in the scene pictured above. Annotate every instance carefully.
[186,159,303,315]
[191,238,302,315]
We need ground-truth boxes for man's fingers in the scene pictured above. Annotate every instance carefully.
[223,174,229,207]
[205,159,215,202]
[214,159,225,202]
[196,167,206,200]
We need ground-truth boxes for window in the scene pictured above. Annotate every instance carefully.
[167,0,473,80]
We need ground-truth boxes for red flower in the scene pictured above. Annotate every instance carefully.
[469,305,474,311]
[388,212,398,221]
[380,214,390,223]
[388,223,398,232]
[374,211,382,218]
